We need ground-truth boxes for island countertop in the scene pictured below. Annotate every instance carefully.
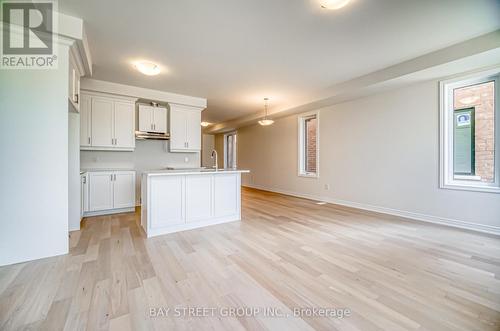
[143,169,250,176]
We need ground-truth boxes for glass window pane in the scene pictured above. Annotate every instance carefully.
[453,81,495,183]
[304,116,317,173]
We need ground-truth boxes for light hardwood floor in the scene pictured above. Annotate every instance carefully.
[1,187,499,331]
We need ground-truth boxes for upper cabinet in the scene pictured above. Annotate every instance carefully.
[68,52,82,112]
[80,92,136,151]
[138,105,167,133]
[169,104,201,152]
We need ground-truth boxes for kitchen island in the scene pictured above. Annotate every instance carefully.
[141,169,249,237]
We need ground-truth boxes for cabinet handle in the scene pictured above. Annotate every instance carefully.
[74,93,79,104]
[83,177,86,184]
[110,174,113,181]
[151,124,153,131]
[88,137,90,144]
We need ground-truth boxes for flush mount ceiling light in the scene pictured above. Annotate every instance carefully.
[258,98,274,126]
[320,0,351,10]
[134,61,161,76]
[200,121,211,127]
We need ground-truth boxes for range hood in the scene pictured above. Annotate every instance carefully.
[135,131,170,140]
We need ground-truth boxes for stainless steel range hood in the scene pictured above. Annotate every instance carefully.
[135,131,170,140]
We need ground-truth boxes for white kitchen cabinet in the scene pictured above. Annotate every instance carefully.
[80,94,92,147]
[87,170,136,214]
[89,172,114,212]
[113,102,135,149]
[169,105,201,152]
[91,97,114,147]
[80,173,89,217]
[68,52,81,112]
[138,105,167,133]
[113,172,136,209]
[149,176,185,229]
[80,92,136,151]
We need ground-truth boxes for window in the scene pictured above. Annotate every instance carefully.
[224,132,237,169]
[440,68,500,193]
[298,112,319,177]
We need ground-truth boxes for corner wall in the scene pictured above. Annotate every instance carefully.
[231,80,500,233]
[0,44,70,266]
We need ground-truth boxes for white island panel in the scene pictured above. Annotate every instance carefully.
[186,175,213,223]
[141,170,248,237]
[150,176,185,229]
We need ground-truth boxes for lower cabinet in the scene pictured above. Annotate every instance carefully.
[86,171,136,214]
[80,173,89,218]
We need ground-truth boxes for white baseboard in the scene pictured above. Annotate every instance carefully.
[243,184,500,236]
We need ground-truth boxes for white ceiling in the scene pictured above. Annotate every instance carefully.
[59,0,500,123]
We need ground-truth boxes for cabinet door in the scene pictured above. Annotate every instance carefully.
[214,174,239,217]
[138,105,153,132]
[91,97,114,147]
[153,107,167,133]
[149,176,185,229]
[80,94,92,147]
[113,172,136,209]
[89,172,114,211]
[169,108,186,151]
[114,101,135,149]
[185,175,212,222]
[81,174,88,213]
[185,110,201,151]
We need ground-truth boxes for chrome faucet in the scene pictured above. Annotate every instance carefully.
[211,149,218,171]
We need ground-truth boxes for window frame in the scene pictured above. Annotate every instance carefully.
[439,68,500,193]
[298,111,320,178]
[223,131,237,169]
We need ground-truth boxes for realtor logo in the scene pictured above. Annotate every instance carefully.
[1,0,58,69]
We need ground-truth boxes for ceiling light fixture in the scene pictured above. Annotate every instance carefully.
[134,61,161,76]
[258,98,274,126]
[320,0,351,10]
[200,121,211,127]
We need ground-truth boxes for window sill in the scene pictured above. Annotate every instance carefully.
[440,182,500,194]
[454,175,482,181]
[298,172,319,178]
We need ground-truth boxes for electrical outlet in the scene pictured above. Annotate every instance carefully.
[324,184,330,190]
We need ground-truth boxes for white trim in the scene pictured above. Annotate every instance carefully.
[298,111,320,178]
[81,78,207,109]
[439,67,500,194]
[243,184,500,236]
[83,207,135,217]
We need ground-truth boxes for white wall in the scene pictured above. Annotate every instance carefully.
[233,80,500,233]
[68,112,81,231]
[0,45,70,266]
[81,140,200,204]
[201,134,215,167]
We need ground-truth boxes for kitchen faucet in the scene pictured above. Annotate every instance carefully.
[211,149,218,171]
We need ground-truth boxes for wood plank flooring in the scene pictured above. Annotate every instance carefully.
[1,187,499,330]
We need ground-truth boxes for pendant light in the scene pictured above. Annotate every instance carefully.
[258,98,274,126]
